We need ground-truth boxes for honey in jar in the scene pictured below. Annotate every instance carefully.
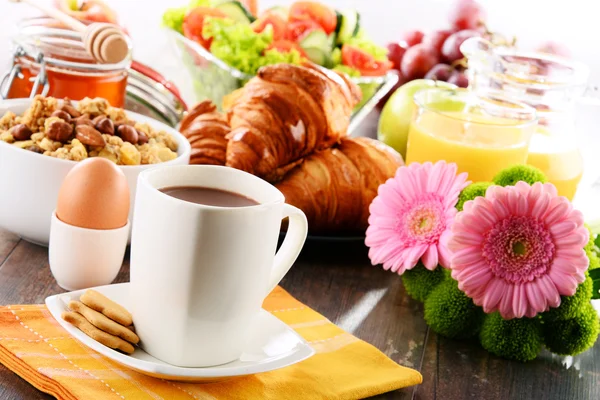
[2,17,131,107]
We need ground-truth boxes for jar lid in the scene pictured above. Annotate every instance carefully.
[126,61,187,128]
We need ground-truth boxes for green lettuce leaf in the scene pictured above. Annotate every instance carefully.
[203,18,303,75]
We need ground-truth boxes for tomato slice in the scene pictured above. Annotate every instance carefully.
[267,40,307,58]
[251,13,287,41]
[341,45,393,77]
[289,1,337,35]
[286,19,323,42]
[182,7,228,49]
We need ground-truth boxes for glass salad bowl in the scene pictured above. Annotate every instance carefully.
[164,29,398,134]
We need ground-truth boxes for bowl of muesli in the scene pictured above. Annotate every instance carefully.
[0,96,191,246]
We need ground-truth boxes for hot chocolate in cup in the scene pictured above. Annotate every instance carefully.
[129,165,308,367]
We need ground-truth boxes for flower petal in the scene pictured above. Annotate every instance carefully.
[548,268,578,296]
[536,275,561,308]
[458,266,493,292]
[530,192,550,219]
[401,244,428,271]
[525,281,547,316]
[491,196,510,219]
[421,245,439,270]
[549,220,578,239]
[426,160,445,193]
[499,284,516,319]
[452,248,484,266]
[512,284,528,318]
[451,230,484,247]
[481,279,506,313]
[438,236,453,268]
[541,182,558,197]
[556,231,588,247]
[544,198,571,225]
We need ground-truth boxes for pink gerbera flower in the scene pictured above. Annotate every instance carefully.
[449,181,589,320]
[365,161,469,274]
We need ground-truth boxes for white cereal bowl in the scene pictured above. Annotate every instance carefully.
[0,98,191,246]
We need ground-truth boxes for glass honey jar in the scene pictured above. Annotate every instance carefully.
[1,17,132,108]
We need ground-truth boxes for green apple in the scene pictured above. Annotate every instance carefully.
[378,79,455,160]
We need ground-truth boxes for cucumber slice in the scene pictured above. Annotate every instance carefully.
[215,1,255,24]
[266,6,288,20]
[300,31,332,67]
[334,11,343,38]
[300,30,329,50]
[353,13,361,36]
[335,9,360,45]
[303,47,332,68]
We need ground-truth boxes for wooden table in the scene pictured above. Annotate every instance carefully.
[0,228,598,400]
[1,112,599,399]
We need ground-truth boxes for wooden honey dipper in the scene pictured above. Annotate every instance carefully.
[10,0,129,64]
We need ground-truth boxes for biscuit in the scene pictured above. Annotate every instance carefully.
[80,289,133,326]
[62,311,135,354]
[69,301,139,344]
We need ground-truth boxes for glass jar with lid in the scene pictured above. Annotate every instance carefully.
[1,17,187,127]
[1,17,132,108]
[461,37,590,200]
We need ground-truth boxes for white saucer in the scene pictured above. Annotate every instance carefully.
[45,283,315,382]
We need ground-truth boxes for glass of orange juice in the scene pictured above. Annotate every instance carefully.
[405,88,537,182]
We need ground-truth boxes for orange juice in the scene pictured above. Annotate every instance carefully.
[406,111,534,182]
[526,127,584,200]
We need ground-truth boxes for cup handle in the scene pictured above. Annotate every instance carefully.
[266,204,308,296]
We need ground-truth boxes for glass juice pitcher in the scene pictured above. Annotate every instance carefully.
[461,37,591,200]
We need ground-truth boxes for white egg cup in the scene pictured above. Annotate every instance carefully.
[48,211,130,291]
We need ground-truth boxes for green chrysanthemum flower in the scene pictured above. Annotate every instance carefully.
[456,182,493,211]
[493,164,547,187]
[402,264,448,302]
[543,303,599,356]
[424,279,485,339]
[479,313,542,362]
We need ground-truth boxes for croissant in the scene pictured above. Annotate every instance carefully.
[275,137,404,234]
[179,101,229,165]
[223,63,361,182]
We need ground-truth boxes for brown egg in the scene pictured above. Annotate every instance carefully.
[56,158,130,229]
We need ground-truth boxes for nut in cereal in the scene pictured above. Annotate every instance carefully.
[0,96,179,166]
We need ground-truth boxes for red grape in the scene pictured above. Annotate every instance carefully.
[386,41,409,71]
[422,29,453,54]
[441,29,480,63]
[448,71,469,88]
[401,44,439,81]
[402,30,425,47]
[425,64,453,81]
[449,0,486,30]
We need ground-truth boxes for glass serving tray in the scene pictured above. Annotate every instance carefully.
[164,29,398,134]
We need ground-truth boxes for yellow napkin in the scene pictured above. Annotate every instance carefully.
[0,287,421,399]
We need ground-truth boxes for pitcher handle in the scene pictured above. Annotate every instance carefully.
[266,204,308,296]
